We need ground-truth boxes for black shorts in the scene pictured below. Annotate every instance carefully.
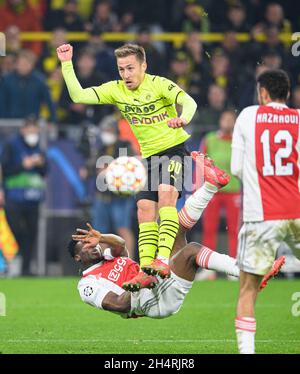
[136,142,190,203]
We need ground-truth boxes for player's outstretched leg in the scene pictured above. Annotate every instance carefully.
[122,271,158,292]
[178,152,230,231]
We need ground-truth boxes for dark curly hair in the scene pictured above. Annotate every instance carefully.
[257,69,290,102]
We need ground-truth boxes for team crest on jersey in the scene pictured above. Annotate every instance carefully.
[83,286,93,297]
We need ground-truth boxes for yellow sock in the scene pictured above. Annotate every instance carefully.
[157,206,179,260]
[138,222,159,267]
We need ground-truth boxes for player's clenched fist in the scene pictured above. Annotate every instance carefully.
[167,117,187,128]
[56,44,73,62]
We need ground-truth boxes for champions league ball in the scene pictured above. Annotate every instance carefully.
[106,156,147,195]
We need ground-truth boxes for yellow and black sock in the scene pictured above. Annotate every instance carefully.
[157,206,179,261]
[138,222,159,267]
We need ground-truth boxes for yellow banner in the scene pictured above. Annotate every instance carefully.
[0,209,19,261]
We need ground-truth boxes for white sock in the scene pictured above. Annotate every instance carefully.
[196,246,240,277]
[178,182,218,229]
[235,317,256,354]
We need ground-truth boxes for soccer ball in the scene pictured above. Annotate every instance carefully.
[105,156,147,195]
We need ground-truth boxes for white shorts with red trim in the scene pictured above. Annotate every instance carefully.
[129,272,192,319]
[237,219,300,275]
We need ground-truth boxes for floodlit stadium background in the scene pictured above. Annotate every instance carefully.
[0,0,299,354]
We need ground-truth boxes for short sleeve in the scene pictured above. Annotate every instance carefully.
[158,77,184,103]
[78,277,110,309]
[232,109,247,151]
[92,81,117,105]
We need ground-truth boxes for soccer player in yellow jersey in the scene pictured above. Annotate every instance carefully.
[57,43,197,290]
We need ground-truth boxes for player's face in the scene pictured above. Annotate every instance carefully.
[75,242,102,265]
[117,55,147,90]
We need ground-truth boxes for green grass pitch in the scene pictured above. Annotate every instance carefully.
[0,278,299,354]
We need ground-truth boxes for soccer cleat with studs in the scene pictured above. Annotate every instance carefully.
[259,256,285,291]
[122,271,158,292]
[191,151,230,189]
[142,258,171,279]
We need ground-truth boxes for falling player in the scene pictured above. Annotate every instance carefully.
[69,155,283,318]
[231,69,300,354]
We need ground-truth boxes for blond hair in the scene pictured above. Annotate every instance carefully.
[114,44,146,63]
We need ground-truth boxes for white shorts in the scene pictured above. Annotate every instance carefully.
[129,272,192,319]
[237,219,300,275]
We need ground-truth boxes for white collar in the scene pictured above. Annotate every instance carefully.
[82,261,103,276]
[266,102,288,108]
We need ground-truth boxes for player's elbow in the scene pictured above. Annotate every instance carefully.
[71,95,81,104]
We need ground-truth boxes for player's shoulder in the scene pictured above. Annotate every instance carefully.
[238,105,259,116]
[236,105,259,122]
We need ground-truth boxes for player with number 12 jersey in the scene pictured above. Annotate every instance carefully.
[232,101,300,222]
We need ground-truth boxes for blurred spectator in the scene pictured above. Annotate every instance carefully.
[168,50,190,92]
[116,0,169,29]
[196,84,227,136]
[200,109,241,266]
[44,0,84,31]
[59,47,109,124]
[86,27,118,80]
[291,86,300,109]
[88,0,119,33]
[180,2,210,33]
[221,31,244,72]
[250,3,292,51]
[208,49,231,90]
[39,28,67,74]
[262,50,282,69]
[261,3,292,34]
[180,32,206,103]
[116,11,136,32]
[0,54,17,77]
[263,26,286,60]
[0,49,56,123]
[79,116,136,259]
[238,63,269,110]
[135,25,166,76]
[182,32,206,71]
[4,25,21,55]
[1,116,47,275]
[249,26,286,66]
[40,67,64,122]
[0,0,43,56]
[221,3,250,32]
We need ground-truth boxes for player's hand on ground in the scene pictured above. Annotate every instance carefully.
[167,117,187,128]
[56,44,73,62]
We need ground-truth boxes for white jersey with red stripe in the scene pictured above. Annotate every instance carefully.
[77,256,140,312]
[232,102,300,222]
[77,256,193,319]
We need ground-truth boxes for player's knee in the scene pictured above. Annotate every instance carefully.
[180,242,200,265]
[137,200,157,222]
[158,185,178,207]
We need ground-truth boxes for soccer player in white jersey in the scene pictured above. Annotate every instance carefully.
[231,69,300,354]
[69,155,282,319]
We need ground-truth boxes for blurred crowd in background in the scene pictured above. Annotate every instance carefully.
[0,0,300,277]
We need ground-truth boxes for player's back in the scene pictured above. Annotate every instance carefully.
[234,102,300,221]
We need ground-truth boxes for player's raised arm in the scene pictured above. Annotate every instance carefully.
[175,90,198,127]
[56,44,99,105]
[158,77,197,128]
